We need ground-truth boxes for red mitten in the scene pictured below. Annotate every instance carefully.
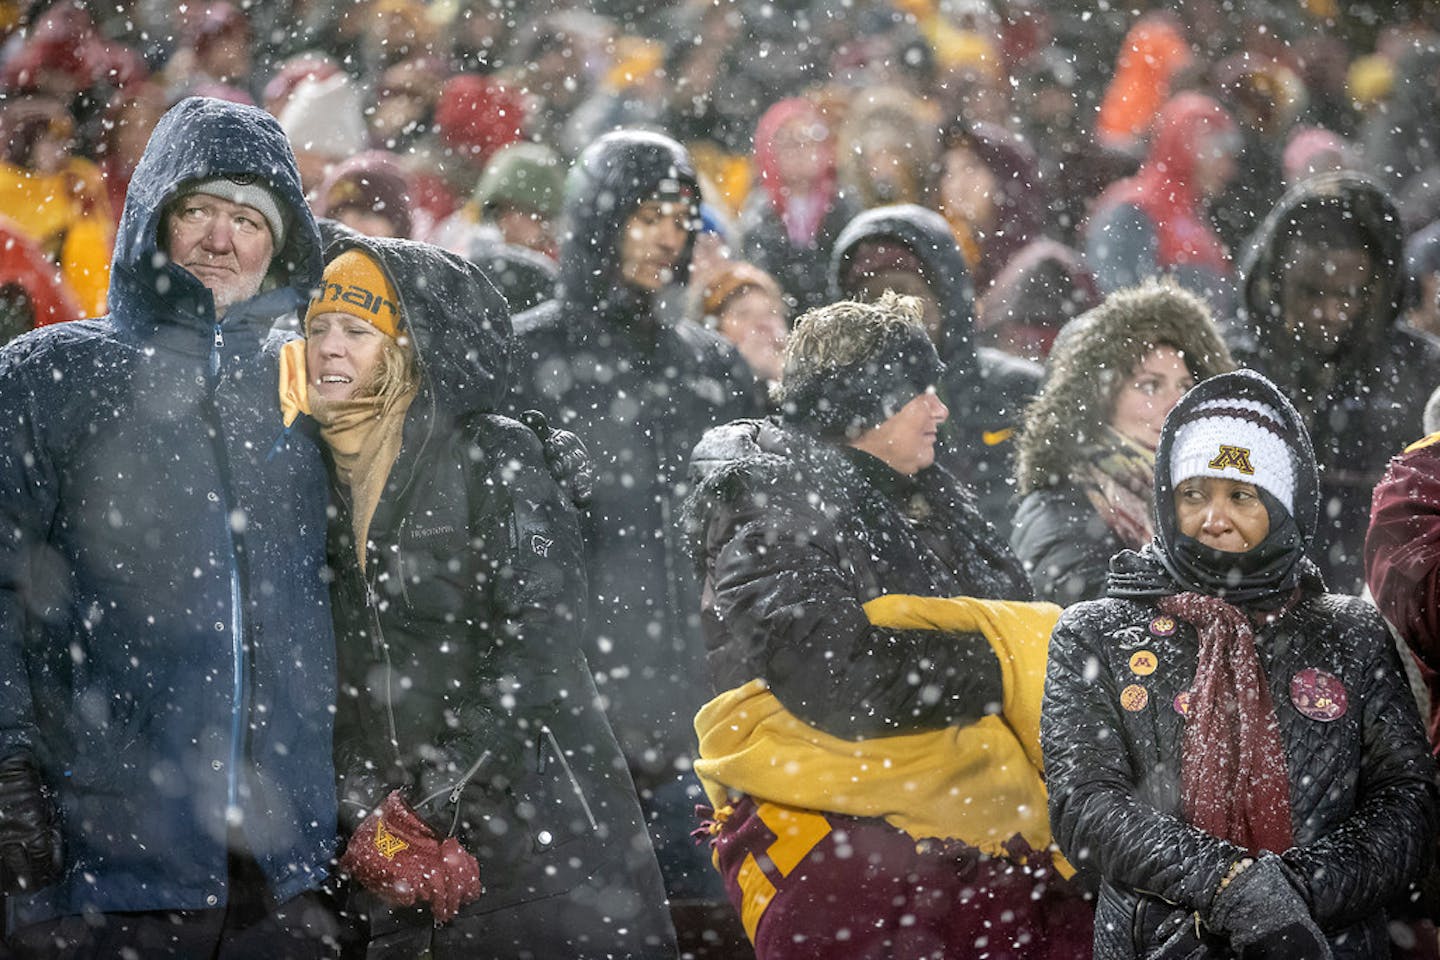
[432,837,483,923]
[339,790,483,924]
[340,790,445,909]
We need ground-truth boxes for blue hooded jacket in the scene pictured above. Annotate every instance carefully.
[0,97,336,928]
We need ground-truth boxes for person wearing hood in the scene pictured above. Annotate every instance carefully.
[509,129,760,945]
[739,97,860,315]
[683,292,1092,959]
[1232,172,1440,594]
[1012,281,1234,606]
[1043,369,1438,960]
[828,203,1041,541]
[0,96,340,953]
[1085,92,1240,318]
[282,238,676,957]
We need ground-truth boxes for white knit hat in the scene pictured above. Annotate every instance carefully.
[181,177,286,249]
[277,73,368,158]
[1169,398,1296,512]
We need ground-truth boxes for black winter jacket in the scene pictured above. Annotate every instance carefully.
[683,418,1031,737]
[511,132,760,777]
[1044,560,1437,959]
[829,205,1041,541]
[324,237,674,956]
[1011,485,1124,607]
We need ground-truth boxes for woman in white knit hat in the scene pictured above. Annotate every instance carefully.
[1041,368,1438,959]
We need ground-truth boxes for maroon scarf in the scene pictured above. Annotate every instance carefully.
[1159,592,1295,855]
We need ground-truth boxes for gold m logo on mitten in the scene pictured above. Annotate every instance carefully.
[374,817,410,860]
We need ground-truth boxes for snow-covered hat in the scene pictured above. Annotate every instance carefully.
[1169,398,1295,512]
[180,176,286,249]
[278,73,368,158]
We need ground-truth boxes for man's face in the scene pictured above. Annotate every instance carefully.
[618,199,689,292]
[1279,243,1372,357]
[165,193,275,315]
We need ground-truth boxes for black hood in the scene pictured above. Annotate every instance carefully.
[318,235,512,417]
[1111,370,1321,603]
[1236,172,1405,372]
[110,96,322,332]
[828,204,979,381]
[555,129,699,316]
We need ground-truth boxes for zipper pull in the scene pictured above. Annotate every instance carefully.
[213,324,224,349]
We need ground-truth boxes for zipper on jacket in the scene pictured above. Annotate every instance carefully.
[210,323,224,378]
[416,749,494,838]
[541,725,598,832]
[363,575,404,769]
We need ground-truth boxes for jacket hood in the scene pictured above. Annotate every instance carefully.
[829,203,978,379]
[1144,369,1319,601]
[110,96,322,330]
[1016,281,1234,494]
[320,235,511,417]
[1236,172,1405,366]
[555,129,699,313]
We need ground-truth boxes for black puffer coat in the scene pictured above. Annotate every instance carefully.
[829,205,1041,541]
[511,131,760,778]
[683,418,1031,735]
[324,237,675,958]
[1011,486,1124,606]
[1231,173,1440,594]
[1042,372,1438,960]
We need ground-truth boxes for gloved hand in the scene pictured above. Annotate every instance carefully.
[1208,853,1332,960]
[0,750,62,894]
[339,790,482,924]
[520,410,595,508]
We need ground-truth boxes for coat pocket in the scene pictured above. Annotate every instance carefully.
[522,724,599,853]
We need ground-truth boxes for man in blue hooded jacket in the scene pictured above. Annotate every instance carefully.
[0,97,339,955]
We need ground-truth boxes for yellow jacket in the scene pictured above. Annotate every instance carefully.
[0,158,113,316]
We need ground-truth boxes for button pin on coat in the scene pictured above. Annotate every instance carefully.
[1129,650,1159,676]
[1290,668,1347,721]
[1120,684,1149,712]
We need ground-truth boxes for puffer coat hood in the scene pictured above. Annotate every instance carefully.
[1235,172,1405,373]
[1016,282,1234,496]
[110,96,322,331]
[318,234,511,420]
[554,129,698,315]
[830,203,979,381]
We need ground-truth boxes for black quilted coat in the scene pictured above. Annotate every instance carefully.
[683,418,1032,735]
[1041,373,1438,959]
[323,237,675,958]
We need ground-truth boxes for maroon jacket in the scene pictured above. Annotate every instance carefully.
[1366,435,1440,750]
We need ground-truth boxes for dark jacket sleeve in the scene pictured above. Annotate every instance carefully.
[707,493,1004,739]
[1042,602,1241,911]
[1280,602,1439,929]
[0,339,55,757]
[1011,489,1120,607]
[1366,444,1440,669]
[414,417,589,812]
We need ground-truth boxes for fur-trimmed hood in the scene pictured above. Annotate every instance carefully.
[1015,281,1234,494]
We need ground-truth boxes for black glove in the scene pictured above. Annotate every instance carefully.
[0,751,62,894]
[520,410,595,508]
[1208,853,1331,960]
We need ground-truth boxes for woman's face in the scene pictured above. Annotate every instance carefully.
[1110,346,1195,451]
[848,387,950,476]
[306,311,389,401]
[1174,476,1270,552]
[717,287,787,382]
